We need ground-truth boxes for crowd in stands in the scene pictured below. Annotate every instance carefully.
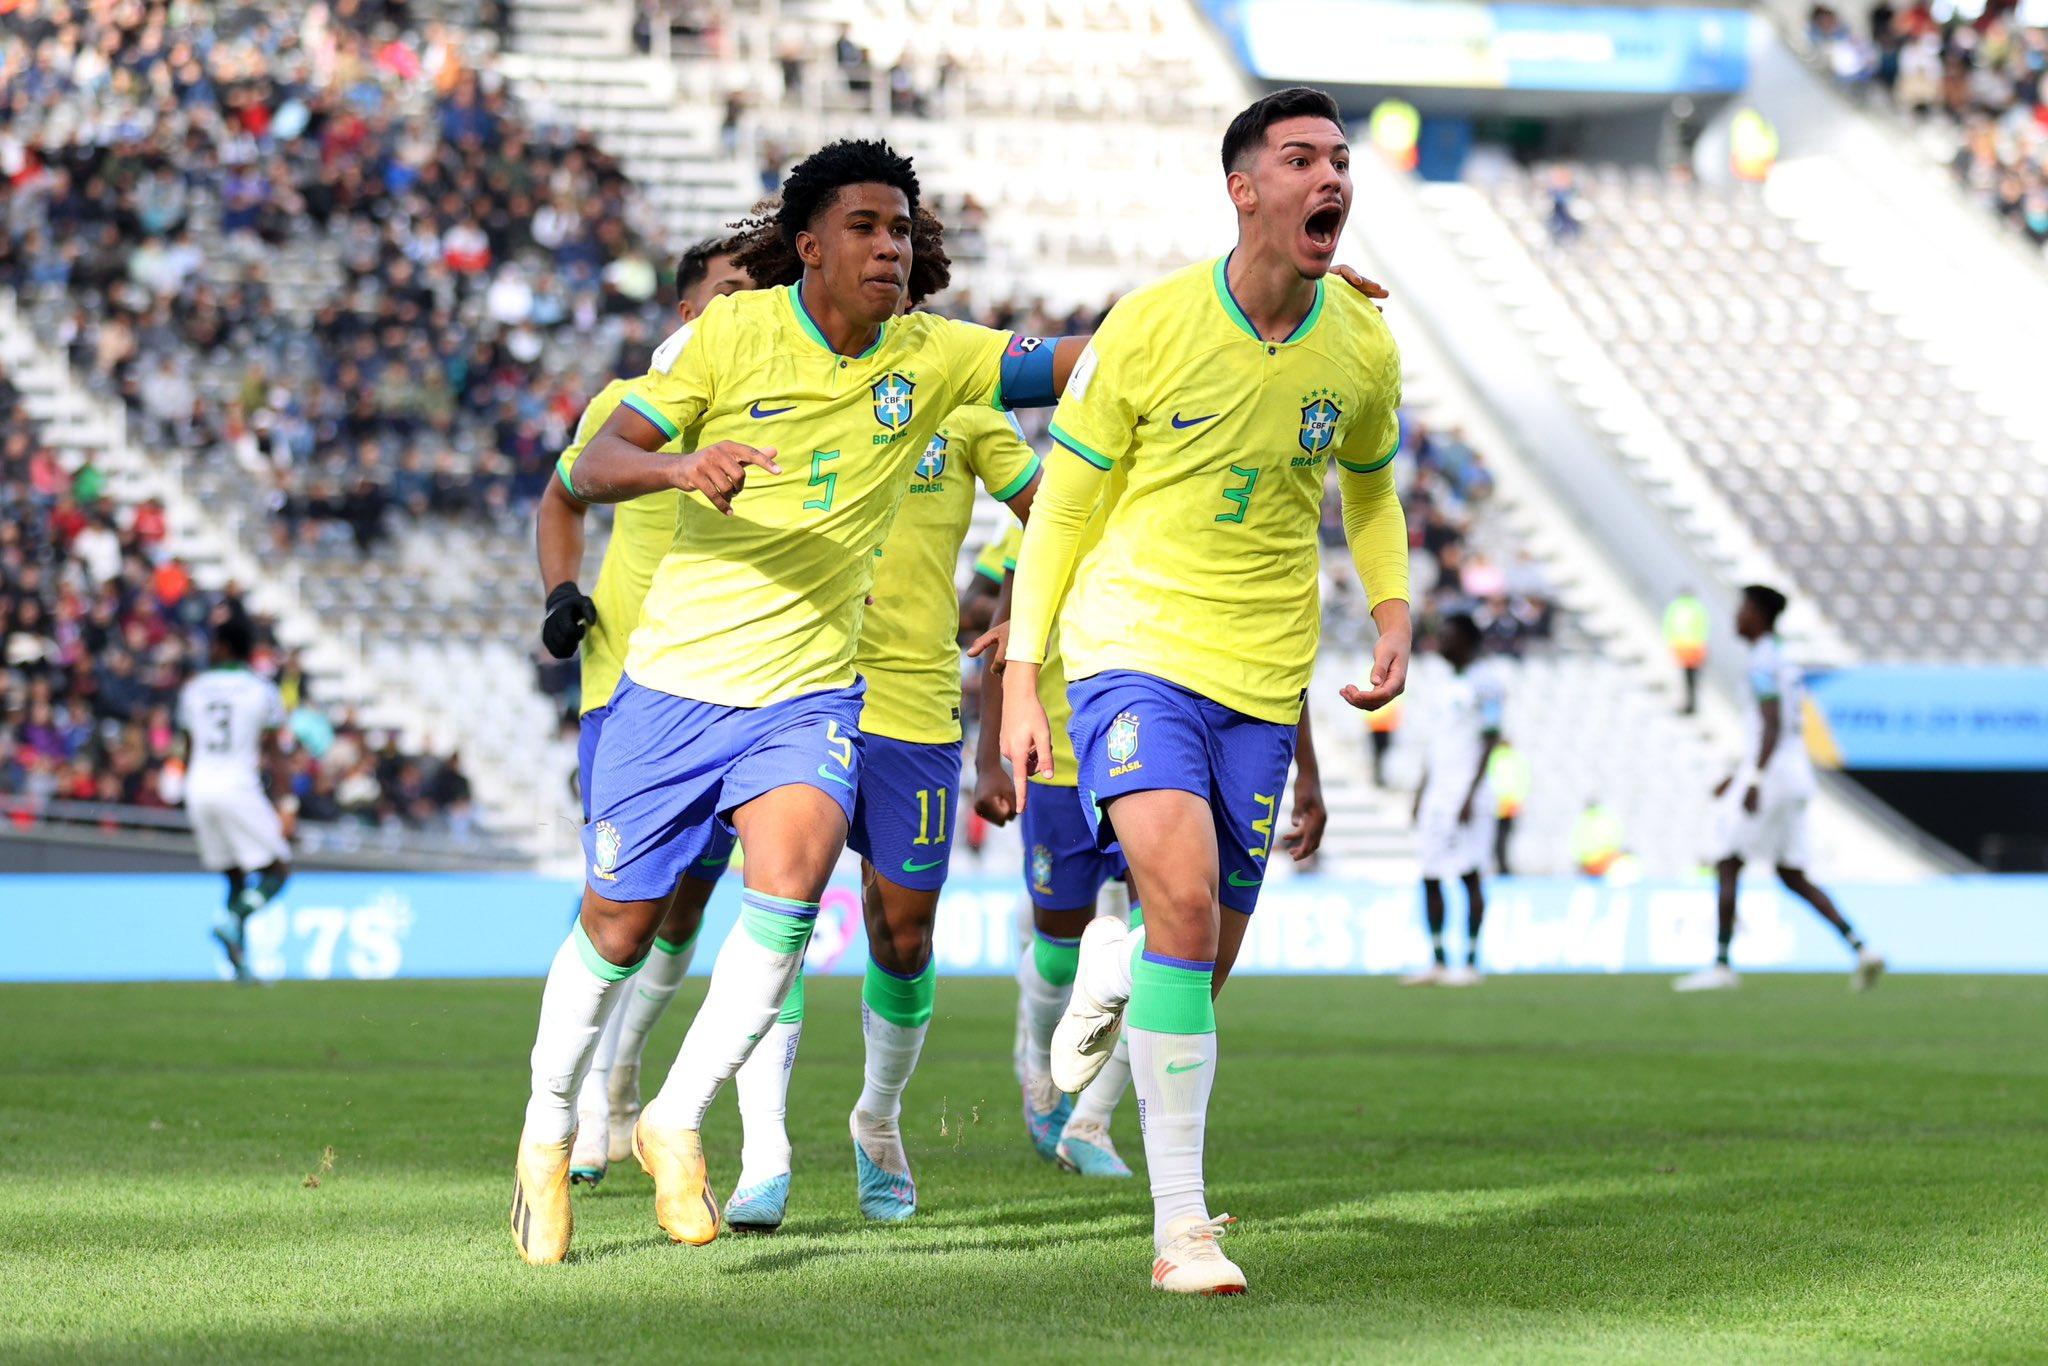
[0,363,476,835]
[1807,2,2048,251]
[0,0,678,558]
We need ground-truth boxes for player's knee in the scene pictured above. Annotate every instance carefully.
[1775,865,1807,890]
[580,898,661,966]
[1139,877,1218,932]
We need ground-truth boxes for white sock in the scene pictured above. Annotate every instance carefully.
[1016,939,1071,1084]
[1068,1030,1131,1128]
[734,975,804,1189]
[610,930,697,1075]
[644,892,813,1132]
[574,1004,626,1128]
[1130,1025,1216,1246]
[856,1010,928,1120]
[523,925,639,1144]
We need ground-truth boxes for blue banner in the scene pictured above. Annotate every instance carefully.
[1199,0,1749,94]
[1,872,2042,982]
[1805,667,2048,771]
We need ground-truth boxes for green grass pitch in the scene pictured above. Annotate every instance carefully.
[2,974,2044,1361]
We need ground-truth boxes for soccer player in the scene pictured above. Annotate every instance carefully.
[1676,586,1885,993]
[509,139,1087,1265]
[176,611,291,983]
[1000,87,1411,1294]
[1401,614,1501,987]
[535,232,759,1189]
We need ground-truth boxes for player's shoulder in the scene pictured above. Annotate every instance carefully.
[1318,276,1397,355]
[896,308,999,354]
[938,404,1025,444]
[579,376,636,421]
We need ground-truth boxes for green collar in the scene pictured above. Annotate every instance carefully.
[1212,252,1324,345]
[787,283,885,359]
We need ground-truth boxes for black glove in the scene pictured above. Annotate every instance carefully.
[541,581,597,659]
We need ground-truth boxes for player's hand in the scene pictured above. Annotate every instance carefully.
[1332,264,1390,313]
[974,762,1018,826]
[1458,795,1475,825]
[1284,768,1328,860]
[966,620,1011,674]
[673,441,780,515]
[999,665,1051,811]
[1341,619,1411,712]
[1742,784,1761,814]
[541,581,597,659]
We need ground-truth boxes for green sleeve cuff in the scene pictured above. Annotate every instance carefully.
[621,392,681,441]
[555,458,580,497]
[988,451,1043,503]
[1048,423,1113,471]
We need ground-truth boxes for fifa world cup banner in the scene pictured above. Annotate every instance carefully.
[1803,667,2048,771]
[1,873,2043,982]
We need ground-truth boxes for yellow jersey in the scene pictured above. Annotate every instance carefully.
[616,285,1012,708]
[555,375,681,716]
[858,407,1040,744]
[1013,255,1404,724]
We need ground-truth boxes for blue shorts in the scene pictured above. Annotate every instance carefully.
[1022,782,1126,912]
[580,703,735,885]
[1068,670,1297,915]
[583,675,864,901]
[848,734,962,892]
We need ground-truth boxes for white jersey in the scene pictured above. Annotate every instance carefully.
[177,666,285,798]
[1742,634,1814,796]
[1421,660,1505,808]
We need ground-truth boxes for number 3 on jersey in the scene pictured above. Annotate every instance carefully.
[1216,464,1261,523]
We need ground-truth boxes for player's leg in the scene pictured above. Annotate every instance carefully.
[1446,870,1486,986]
[513,679,722,1262]
[212,865,252,982]
[727,967,803,1231]
[603,853,727,1160]
[1676,856,1744,992]
[1015,785,1101,1157]
[1772,798,1883,988]
[637,685,864,1246]
[1405,878,1449,985]
[1495,813,1514,877]
[840,734,961,1220]
[1056,871,1137,1179]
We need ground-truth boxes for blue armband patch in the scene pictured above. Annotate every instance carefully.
[998,335,1064,410]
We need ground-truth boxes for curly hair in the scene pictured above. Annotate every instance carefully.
[728,196,952,307]
[777,138,919,243]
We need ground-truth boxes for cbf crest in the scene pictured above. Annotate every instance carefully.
[1299,388,1341,455]
[1105,711,1140,765]
[916,435,947,483]
[873,372,915,431]
[1030,843,1053,892]
[592,819,622,879]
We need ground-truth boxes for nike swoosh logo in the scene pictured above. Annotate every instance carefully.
[750,402,795,419]
[1226,871,1262,888]
[815,765,853,789]
[902,857,943,873]
[696,853,730,867]
[1165,1058,1208,1074]
[1171,412,1218,429]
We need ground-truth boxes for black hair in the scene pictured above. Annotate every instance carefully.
[1442,612,1482,650]
[214,611,256,663]
[1742,584,1789,626]
[1222,86,1345,173]
[776,138,920,247]
[675,231,746,298]
[731,199,951,305]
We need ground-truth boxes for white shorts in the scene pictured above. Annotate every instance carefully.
[188,789,290,872]
[1417,790,1496,881]
[1709,786,1813,870]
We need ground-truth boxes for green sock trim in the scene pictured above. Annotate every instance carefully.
[778,970,806,1024]
[740,893,818,955]
[862,956,936,1027]
[652,924,701,957]
[1032,934,1080,987]
[1128,954,1215,1034]
[572,922,644,983]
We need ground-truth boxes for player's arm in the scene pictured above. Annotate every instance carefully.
[1748,696,1782,813]
[1283,709,1328,860]
[536,461,597,659]
[1461,683,1505,824]
[1334,438,1413,712]
[971,564,1019,824]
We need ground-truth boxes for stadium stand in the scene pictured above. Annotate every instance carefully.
[1465,162,2046,664]
[1800,2,2048,255]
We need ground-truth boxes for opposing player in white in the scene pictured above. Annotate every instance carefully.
[1676,585,1884,993]
[1402,613,1501,987]
[175,613,291,982]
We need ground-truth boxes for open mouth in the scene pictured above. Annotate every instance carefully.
[1303,203,1343,251]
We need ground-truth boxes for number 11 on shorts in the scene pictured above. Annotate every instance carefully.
[913,788,949,846]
